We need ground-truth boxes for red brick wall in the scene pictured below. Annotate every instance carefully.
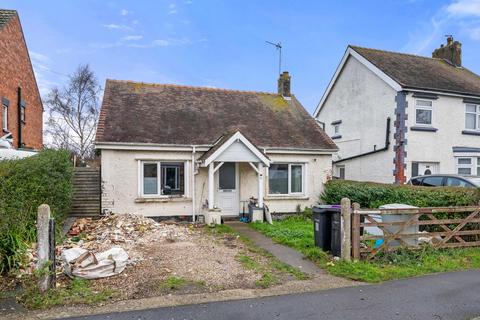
[0,14,43,150]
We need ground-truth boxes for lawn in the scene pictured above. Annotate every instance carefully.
[250,215,480,283]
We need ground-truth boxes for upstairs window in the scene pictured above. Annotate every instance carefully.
[268,163,304,195]
[465,104,479,131]
[141,161,185,196]
[415,99,433,126]
[2,104,7,131]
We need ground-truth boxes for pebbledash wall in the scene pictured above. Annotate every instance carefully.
[404,93,480,178]
[317,56,397,183]
[100,149,332,217]
[0,12,43,150]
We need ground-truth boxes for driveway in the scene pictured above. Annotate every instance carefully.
[63,269,480,320]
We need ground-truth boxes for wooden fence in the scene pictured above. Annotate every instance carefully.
[350,204,480,260]
[71,167,101,217]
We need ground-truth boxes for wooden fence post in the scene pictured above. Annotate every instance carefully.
[341,198,351,261]
[37,204,51,292]
[352,203,361,260]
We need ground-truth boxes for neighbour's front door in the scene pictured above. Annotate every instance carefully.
[215,162,239,216]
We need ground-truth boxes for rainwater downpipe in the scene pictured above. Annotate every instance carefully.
[191,145,197,222]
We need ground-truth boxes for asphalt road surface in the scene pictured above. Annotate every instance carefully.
[65,270,480,320]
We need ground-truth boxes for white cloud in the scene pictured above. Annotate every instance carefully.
[446,0,480,17]
[168,3,177,14]
[128,38,194,48]
[121,9,129,16]
[29,51,50,63]
[121,35,143,41]
[102,23,133,31]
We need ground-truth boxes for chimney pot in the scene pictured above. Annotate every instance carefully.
[278,71,291,97]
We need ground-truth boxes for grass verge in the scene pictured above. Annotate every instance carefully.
[205,224,309,288]
[250,215,480,283]
[19,277,116,309]
[158,276,205,293]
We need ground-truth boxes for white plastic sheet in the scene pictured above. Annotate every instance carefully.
[62,247,129,279]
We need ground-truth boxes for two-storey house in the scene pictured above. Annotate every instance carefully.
[315,37,480,184]
[0,9,43,150]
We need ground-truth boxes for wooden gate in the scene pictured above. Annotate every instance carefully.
[351,205,480,260]
[71,167,101,217]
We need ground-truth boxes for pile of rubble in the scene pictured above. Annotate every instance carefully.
[63,213,193,252]
[18,213,195,278]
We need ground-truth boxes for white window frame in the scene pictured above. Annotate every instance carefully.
[414,99,433,126]
[333,124,340,135]
[2,104,7,131]
[268,163,305,196]
[139,161,186,197]
[455,157,480,176]
[465,103,480,131]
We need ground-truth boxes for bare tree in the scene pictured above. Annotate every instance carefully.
[45,64,101,162]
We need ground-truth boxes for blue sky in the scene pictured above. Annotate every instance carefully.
[2,0,480,113]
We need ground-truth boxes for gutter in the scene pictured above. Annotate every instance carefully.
[333,117,390,164]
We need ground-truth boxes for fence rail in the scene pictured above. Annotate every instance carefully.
[351,204,480,260]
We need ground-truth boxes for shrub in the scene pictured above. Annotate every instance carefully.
[321,179,480,208]
[0,149,73,273]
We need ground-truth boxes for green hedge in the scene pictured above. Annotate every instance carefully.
[0,149,73,273]
[321,179,480,208]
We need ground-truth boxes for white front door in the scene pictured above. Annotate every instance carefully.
[215,162,239,216]
[418,162,439,175]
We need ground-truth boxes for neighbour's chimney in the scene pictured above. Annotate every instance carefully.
[278,71,291,97]
[432,35,462,67]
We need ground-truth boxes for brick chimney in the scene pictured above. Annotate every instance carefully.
[432,36,462,67]
[278,71,291,97]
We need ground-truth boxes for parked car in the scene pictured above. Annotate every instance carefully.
[408,175,480,188]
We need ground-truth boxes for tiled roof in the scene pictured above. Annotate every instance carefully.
[0,9,16,29]
[96,80,337,150]
[351,46,480,97]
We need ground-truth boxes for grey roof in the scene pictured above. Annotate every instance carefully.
[96,80,337,151]
[0,9,16,29]
[351,46,480,97]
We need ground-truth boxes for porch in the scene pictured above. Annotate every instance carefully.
[199,131,271,218]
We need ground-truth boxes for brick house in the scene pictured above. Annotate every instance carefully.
[0,9,43,150]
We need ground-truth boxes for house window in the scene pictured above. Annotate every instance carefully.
[456,157,480,176]
[141,161,185,196]
[2,104,7,131]
[465,104,479,131]
[335,165,345,179]
[268,163,304,195]
[415,99,433,126]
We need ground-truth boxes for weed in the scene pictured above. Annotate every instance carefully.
[19,277,115,309]
[158,276,205,292]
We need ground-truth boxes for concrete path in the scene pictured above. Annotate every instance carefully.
[226,221,323,275]
[62,269,480,320]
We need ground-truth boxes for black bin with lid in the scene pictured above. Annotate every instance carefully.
[312,205,342,257]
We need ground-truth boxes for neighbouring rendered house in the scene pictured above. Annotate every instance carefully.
[314,37,480,184]
[0,9,43,152]
[95,73,337,218]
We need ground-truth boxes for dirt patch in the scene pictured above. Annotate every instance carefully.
[53,214,292,301]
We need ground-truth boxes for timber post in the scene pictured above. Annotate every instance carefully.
[352,202,361,260]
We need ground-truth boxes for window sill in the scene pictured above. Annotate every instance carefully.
[462,130,480,136]
[135,196,191,203]
[265,195,309,201]
[331,134,342,140]
[410,126,438,132]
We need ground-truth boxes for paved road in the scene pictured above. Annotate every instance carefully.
[65,270,480,320]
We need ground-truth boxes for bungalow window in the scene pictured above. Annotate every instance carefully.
[141,161,185,196]
[465,104,479,131]
[268,163,304,195]
[2,104,7,131]
[456,157,480,176]
[415,99,433,126]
